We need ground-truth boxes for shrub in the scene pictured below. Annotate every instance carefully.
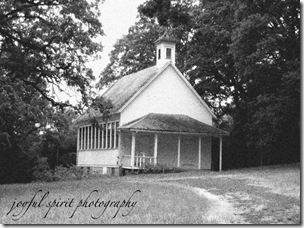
[53,165,83,181]
[33,157,84,182]
[140,164,183,174]
[58,152,76,167]
[32,157,54,182]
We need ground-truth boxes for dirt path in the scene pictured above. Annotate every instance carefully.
[191,186,247,224]
[166,169,300,224]
[127,176,247,224]
[127,164,300,224]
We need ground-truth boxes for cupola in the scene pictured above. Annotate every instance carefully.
[155,30,178,67]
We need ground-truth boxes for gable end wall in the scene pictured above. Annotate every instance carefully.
[120,66,213,125]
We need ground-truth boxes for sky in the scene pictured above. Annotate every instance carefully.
[87,0,146,83]
[54,0,146,105]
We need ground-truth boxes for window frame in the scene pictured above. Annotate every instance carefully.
[166,48,172,59]
[78,120,119,151]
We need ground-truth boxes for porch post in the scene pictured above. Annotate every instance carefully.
[118,131,121,166]
[219,136,222,172]
[76,128,79,166]
[177,135,181,167]
[131,132,136,168]
[154,134,158,165]
[198,136,201,169]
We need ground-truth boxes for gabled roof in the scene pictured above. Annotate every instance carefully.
[73,107,101,124]
[155,30,178,44]
[102,62,169,113]
[72,108,120,125]
[74,63,169,124]
[75,62,217,124]
[103,62,216,119]
[119,113,229,136]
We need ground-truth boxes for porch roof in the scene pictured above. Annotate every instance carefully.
[119,113,230,136]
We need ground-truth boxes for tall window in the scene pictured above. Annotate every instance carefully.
[166,48,171,59]
[107,123,111,148]
[88,126,91,149]
[78,121,119,150]
[158,49,161,59]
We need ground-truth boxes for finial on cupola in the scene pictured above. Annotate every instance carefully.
[155,30,178,67]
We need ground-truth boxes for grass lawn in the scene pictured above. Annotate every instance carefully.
[151,163,301,224]
[0,163,300,224]
[0,177,211,224]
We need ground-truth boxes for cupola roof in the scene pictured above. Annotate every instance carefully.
[155,30,178,45]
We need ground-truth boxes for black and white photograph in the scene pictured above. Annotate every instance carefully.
[0,0,301,225]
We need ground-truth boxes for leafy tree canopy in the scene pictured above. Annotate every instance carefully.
[0,0,104,108]
[98,0,300,167]
[97,16,164,89]
[0,0,104,183]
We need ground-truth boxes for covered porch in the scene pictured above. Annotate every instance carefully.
[118,113,229,171]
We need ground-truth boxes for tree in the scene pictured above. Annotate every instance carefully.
[97,0,196,89]
[99,0,235,115]
[0,0,103,107]
[99,0,300,168]
[39,109,78,169]
[230,0,300,165]
[0,0,104,183]
[97,17,163,89]
[0,76,52,183]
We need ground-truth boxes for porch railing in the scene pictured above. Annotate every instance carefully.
[121,155,155,168]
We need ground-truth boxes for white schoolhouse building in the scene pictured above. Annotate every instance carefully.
[74,32,229,175]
